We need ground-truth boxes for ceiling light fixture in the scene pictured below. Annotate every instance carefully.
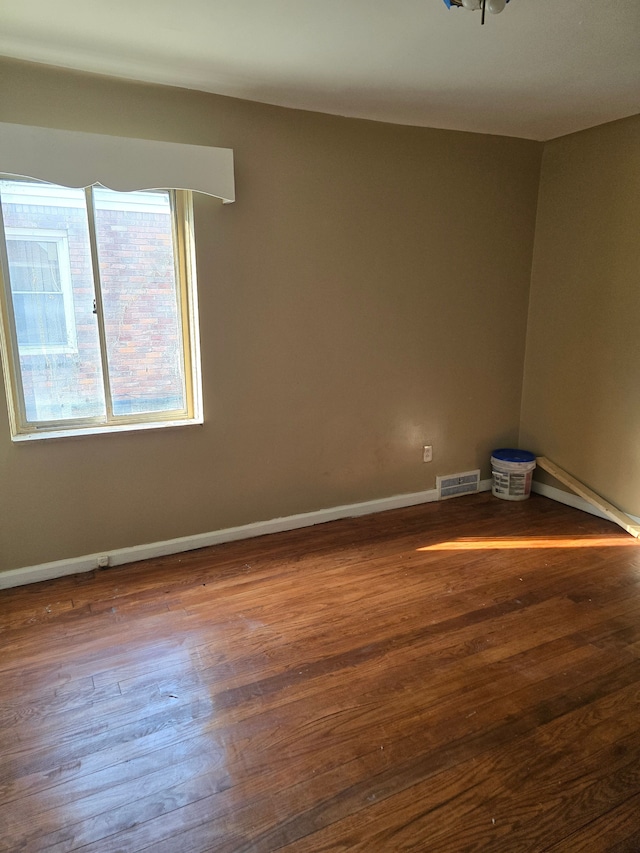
[442,0,511,25]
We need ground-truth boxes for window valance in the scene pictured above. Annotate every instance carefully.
[0,122,235,203]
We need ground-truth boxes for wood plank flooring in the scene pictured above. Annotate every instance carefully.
[1,492,640,852]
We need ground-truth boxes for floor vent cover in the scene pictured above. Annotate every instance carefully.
[437,470,481,500]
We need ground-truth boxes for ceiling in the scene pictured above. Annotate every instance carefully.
[1,0,639,141]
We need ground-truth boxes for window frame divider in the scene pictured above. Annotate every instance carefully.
[0,202,28,433]
[84,186,115,421]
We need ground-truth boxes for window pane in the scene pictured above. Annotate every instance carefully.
[93,188,187,416]
[0,180,106,422]
[13,292,67,348]
[10,262,61,294]
[8,240,62,293]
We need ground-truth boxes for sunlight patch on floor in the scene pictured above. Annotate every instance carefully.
[418,535,639,551]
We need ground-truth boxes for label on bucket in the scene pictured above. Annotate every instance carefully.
[493,471,531,495]
[490,448,535,501]
[492,470,532,497]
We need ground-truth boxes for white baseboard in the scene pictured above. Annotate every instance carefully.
[1,479,493,590]
[532,481,640,526]
[6,478,637,592]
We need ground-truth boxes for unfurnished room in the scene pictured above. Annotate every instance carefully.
[0,1,639,851]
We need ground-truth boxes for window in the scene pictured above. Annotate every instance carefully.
[0,178,201,439]
[5,229,77,355]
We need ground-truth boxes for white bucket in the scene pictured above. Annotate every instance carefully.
[491,449,536,501]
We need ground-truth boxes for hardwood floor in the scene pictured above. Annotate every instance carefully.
[1,492,640,852]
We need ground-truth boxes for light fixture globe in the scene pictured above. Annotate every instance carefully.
[442,0,512,24]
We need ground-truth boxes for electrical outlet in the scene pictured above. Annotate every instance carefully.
[422,445,433,463]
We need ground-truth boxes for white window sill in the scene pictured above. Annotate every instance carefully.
[11,416,204,442]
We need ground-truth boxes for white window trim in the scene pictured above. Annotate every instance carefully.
[10,414,204,442]
[0,122,235,203]
[5,227,78,356]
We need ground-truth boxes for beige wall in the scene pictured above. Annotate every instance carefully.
[520,115,640,518]
[0,59,542,573]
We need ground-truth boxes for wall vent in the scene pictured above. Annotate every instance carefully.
[436,469,481,500]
